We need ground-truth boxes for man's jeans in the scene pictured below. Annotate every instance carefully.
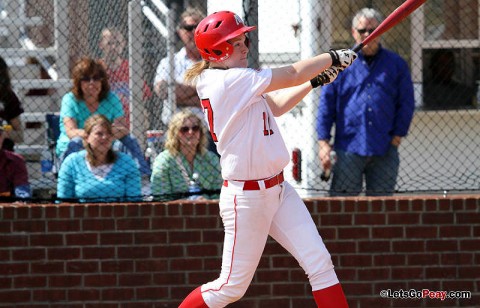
[330,145,399,196]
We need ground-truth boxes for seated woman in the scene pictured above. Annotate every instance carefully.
[151,110,222,200]
[0,56,24,151]
[0,125,31,199]
[57,114,141,202]
[55,57,150,175]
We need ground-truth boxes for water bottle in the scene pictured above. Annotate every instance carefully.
[40,147,54,178]
[144,130,163,168]
[188,173,202,200]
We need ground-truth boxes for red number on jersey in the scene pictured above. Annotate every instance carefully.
[263,112,274,136]
[200,98,218,142]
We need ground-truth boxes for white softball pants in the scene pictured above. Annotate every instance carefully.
[201,181,339,308]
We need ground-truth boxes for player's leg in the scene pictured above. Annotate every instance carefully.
[365,145,399,196]
[269,182,348,307]
[180,185,282,308]
[330,150,365,196]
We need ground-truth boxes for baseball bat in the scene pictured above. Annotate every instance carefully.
[353,0,427,52]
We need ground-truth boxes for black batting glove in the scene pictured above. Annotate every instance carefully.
[310,66,343,88]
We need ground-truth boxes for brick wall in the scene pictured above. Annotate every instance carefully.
[0,195,479,308]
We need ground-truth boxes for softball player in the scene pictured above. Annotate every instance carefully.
[179,11,357,308]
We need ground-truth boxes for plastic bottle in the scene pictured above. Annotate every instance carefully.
[144,133,158,168]
[40,147,54,178]
[188,172,202,200]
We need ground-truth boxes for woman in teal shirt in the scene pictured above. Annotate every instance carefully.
[151,111,222,200]
[57,114,141,202]
[56,57,150,175]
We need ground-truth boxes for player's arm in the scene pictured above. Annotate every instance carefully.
[266,66,343,117]
[263,49,356,94]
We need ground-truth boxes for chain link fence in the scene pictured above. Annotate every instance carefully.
[1,0,478,202]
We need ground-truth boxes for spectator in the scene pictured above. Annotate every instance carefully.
[316,7,415,196]
[0,56,25,151]
[57,114,141,202]
[55,57,151,176]
[153,7,205,129]
[423,49,475,110]
[151,110,222,200]
[0,125,31,199]
[98,27,152,127]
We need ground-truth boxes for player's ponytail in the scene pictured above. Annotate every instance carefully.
[184,61,210,85]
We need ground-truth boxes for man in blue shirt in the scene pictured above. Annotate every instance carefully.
[316,7,415,196]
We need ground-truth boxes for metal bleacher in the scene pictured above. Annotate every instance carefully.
[1,0,71,197]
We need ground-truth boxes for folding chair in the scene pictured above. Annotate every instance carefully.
[45,113,60,175]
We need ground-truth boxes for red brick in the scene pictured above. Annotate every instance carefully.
[13,220,46,233]
[0,235,28,247]
[340,254,372,267]
[136,259,168,272]
[152,244,183,258]
[170,258,202,271]
[117,218,149,230]
[66,233,98,246]
[118,273,152,286]
[32,289,67,301]
[66,261,98,273]
[0,290,31,302]
[48,220,80,232]
[100,260,134,273]
[371,226,403,238]
[134,231,167,244]
[405,226,438,238]
[426,240,458,252]
[407,253,439,265]
[151,217,184,229]
[30,234,64,246]
[67,288,101,301]
[100,232,133,245]
[187,244,218,257]
[14,275,47,288]
[354,213,386,225]
[84,274,117,287]
[82,219,115,231]
[391,266,424,279]
[338,227,369,239]
[117,246,150,259]
[0,263,29,274]
[374,254,406,266]
[83,247,115,259]
[422,213,454,224]
[48,248,81,260]
[170,230,202,243]
[392,240,425,253]
[186,216,218,228]
[439,226,471,238]
[388,213,420,224]
[358,267,390,280]
[320,214,353,226]
[458,266,480,279]
[101,288,135,300]
[31,261,64,274]
[12,248,46,261]
[440,252,474,265]
[425,266,457,279]
[49,275,82,288]
[456,212,480,224]
[358,240,391,253]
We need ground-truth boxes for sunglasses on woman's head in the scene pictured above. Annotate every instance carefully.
[179,125,200,133]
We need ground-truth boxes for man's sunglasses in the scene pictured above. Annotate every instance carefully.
[181,24,198,32]
[179,125,200,133]
[356,28,376,35]
[80,75,102,82]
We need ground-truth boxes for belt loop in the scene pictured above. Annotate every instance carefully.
[258,180,266,190]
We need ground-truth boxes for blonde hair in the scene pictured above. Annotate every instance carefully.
[184,61,210,85]
[82,114,116,166]
[164,110,208,156]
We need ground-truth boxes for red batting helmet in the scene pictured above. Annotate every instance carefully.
[194,11,256,62]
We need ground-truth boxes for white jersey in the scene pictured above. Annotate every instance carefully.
[196,67,290,180]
